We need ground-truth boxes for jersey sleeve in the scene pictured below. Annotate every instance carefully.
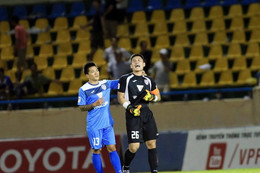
[77,88,87,106]
[109,80,119,90]
[118,76,126,93]
[149,77,158,91]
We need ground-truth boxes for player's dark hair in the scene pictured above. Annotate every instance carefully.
[83,62,97,75]
[130,53,145,62]
[11,16,19,24]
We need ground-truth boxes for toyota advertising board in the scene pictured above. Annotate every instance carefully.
[182,126,260,171]
[0,135,121,173]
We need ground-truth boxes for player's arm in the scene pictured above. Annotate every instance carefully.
[79,98,104,111]
[118,91,141,116]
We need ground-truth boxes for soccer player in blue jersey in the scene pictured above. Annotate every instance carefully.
[78,62,122,173]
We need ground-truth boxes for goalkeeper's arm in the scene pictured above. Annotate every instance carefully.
[118,91,142,116]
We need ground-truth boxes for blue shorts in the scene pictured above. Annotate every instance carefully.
[87,126,116,150]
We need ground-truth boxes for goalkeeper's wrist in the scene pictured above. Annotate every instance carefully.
[123,101,130,109]
[153,95,158,102]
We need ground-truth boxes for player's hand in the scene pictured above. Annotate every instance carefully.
[143,90,155,102]
[93,98,104,107]
[127,105,142,116]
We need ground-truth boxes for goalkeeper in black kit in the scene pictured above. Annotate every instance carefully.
[117,54,161,173]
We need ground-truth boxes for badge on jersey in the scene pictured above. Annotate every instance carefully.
[101,84,106,90]
[144,79,149,85]
[97,92,103,98]
[137,85,144,92]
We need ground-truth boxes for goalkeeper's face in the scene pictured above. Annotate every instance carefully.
[87,66,100,83]
[130,56,145,72]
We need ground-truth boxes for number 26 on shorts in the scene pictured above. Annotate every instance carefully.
[131,131,139,139]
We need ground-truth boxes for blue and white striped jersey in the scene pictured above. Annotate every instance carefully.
[78,80,118,130]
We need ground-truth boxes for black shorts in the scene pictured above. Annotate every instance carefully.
[125,106,159,143]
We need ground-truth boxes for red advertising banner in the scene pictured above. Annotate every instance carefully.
[0,135,121,173]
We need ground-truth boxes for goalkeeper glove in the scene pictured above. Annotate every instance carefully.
[127,104,142,116]
[143,89,155,102]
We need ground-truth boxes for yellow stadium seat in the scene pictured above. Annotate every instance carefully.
[59,66,75,82]
[232,57,247,71]
[65,79,82,95]
[46,81,64,96]
[212,31,227,44]
[246,43,259,58]
[104,38,111,48]
[1,46,14,60]
[181,72,197,88]
[77,41,91,54]
[57,42,72,56]
[227,43,241,59]
[34,56,48,70]
[231,30,245,43]
[93,49,106,66]
[210,18,225,32]
[217,70,233,86]
[26,45,34,59]
[0,21,10,33]
[199,71,216,87]
[208,44,223,60]
[51,17,68,32]
[71,15,88,31]
[35,18,49,30]
[19,19,30,30]
[229,17,244,31]
[118,37,132,50]
[6,70,17,82]
[150,48,161,64]
[227,4,243,18]
[169,46,185,62]
[174,34,190,46]
[189,7,204,21]
[169,72,179,89]
[208,6,223,19]
[249,29,260,43]
[248,16,260,30]
[20,69,31,82]
[172,20,187,35]
[72,53,87,68]
[35,32,51,45]
[131,11,146,24]
[189,45,204,61]
[133,23,149,37]
[194,58,209,73]
[42,67,56,80]
[154,35,170,49]
[52,55,68,69]
[236,69,256,86]
[0,34,12,48]
[152,22,168,36]
[168,9,185,22]
[213,58,228,72]
[191,20,206,33]
[246,3,260,16]
[117,24,129,37]
[150,10,166,24]
[175,59,190,75]
[193,32,208,45]
[54,29,71,44]
[38,44,53,58]
[0,61,7,70]
[73,29,90,43]
[250,57,260,71]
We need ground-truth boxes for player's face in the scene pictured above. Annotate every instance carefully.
[130,56,145,72]
[87,66,99,82]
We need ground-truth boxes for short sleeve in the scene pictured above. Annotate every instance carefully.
[78,88,87,106]
[118,76,126,93]
[109,80,119,90]
[149,76,157,91]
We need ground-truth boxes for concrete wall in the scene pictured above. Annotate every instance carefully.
[0,96,259,139]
